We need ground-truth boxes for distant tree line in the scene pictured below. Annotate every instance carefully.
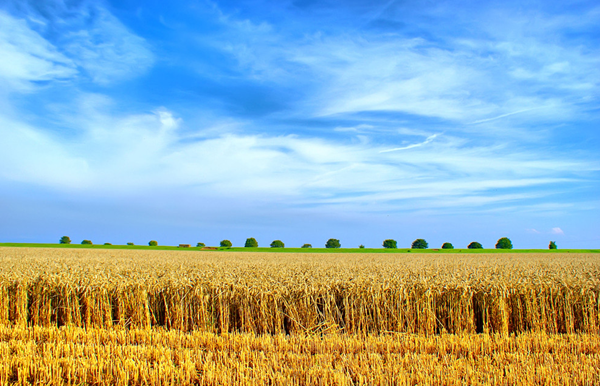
[58,236,559,249]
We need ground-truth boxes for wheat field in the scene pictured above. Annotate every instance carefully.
[0,247,599,385]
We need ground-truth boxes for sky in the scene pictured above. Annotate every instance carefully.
[0,0,598,249]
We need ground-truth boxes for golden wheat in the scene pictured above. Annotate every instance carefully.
[1,248,599,334]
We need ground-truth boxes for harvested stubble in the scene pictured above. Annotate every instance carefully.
[1,326,599,385]
[0,248,599,334]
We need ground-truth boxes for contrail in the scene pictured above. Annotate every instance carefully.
[470,107,541,125]
[379,133,439,153]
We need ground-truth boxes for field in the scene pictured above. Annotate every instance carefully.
[1,247,599,385]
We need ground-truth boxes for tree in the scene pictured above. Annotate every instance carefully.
[127,242,134,246]
[468,241,483,249]
[411,239,428,249]
[245,238,258,248]
[196,242,206,248]
[382,239,397,249]
[549,241,557,250]
[495,237,513,249]
[359,245,365,249]
[220,240,232,248]
[148,240,158,246]
[81,240,92,245]
[325,239,341,248]
[441,242,454,249]
[270,240,285,248]
[301,244,312,248]
[59,236,71,244]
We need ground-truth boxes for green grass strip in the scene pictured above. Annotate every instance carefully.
[0,243,598,253]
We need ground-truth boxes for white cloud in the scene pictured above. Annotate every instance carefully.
[334,124,374,133]
[0,2,597,218]
[156,108,181,131]
[0,3,154,87]
[0,114,89,189]
[294,37,490,121]
[0,93,595,214]
[61,7,154,84]
[551,227,565,235]
[0,11,77,91]
[207,3,600,129]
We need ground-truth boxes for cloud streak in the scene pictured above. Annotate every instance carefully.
[379,134,439,153]
[469,108,544,125]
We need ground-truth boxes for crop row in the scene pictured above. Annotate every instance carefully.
[1,248,599,335]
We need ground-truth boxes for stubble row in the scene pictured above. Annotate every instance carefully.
[2,326,599,385]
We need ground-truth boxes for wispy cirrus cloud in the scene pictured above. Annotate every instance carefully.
[0,11,76,91]
[203,0,600,130]
[61,8,154,85]
[0,90,594,216]
[1,0,153,87]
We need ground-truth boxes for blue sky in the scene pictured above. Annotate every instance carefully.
[0,0,598,248]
